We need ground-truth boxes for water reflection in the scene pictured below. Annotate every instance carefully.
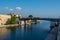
[0,28,9,36]
[0,28,10,40]
[26,24,32,31]
[0,21,50,40]
[7,27,16,32]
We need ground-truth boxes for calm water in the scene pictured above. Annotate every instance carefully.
[0,21,50,40]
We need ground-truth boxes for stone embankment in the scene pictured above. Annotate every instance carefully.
[0,24,20,28]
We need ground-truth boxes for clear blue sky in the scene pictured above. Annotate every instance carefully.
[0,0,60,18]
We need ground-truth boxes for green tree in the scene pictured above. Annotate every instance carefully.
[10,15,16,24]
[28,15,33,18]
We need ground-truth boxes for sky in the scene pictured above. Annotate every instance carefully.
[0,0,60,18]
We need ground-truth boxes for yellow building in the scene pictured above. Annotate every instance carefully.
[0,14,11,25]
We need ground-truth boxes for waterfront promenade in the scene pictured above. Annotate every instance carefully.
[45,27,58,40]
[45,24,60,40]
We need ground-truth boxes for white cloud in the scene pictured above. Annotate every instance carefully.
[4,7,13,11]
[10,9,13,11]
[16,7,22,10]
[4,7,22,11]
[5,7,9,9]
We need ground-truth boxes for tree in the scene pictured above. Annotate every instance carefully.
[10,15,16,24]
[28,15,33,18]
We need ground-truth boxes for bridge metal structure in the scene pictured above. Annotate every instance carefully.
[19,17,60,26]
[19,17,60,24]
[19,17,60,40]
[20,17,60,21]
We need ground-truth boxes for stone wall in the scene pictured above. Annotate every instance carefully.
[0,15,11,25]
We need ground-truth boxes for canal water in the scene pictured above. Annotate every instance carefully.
[0,21,50,40]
